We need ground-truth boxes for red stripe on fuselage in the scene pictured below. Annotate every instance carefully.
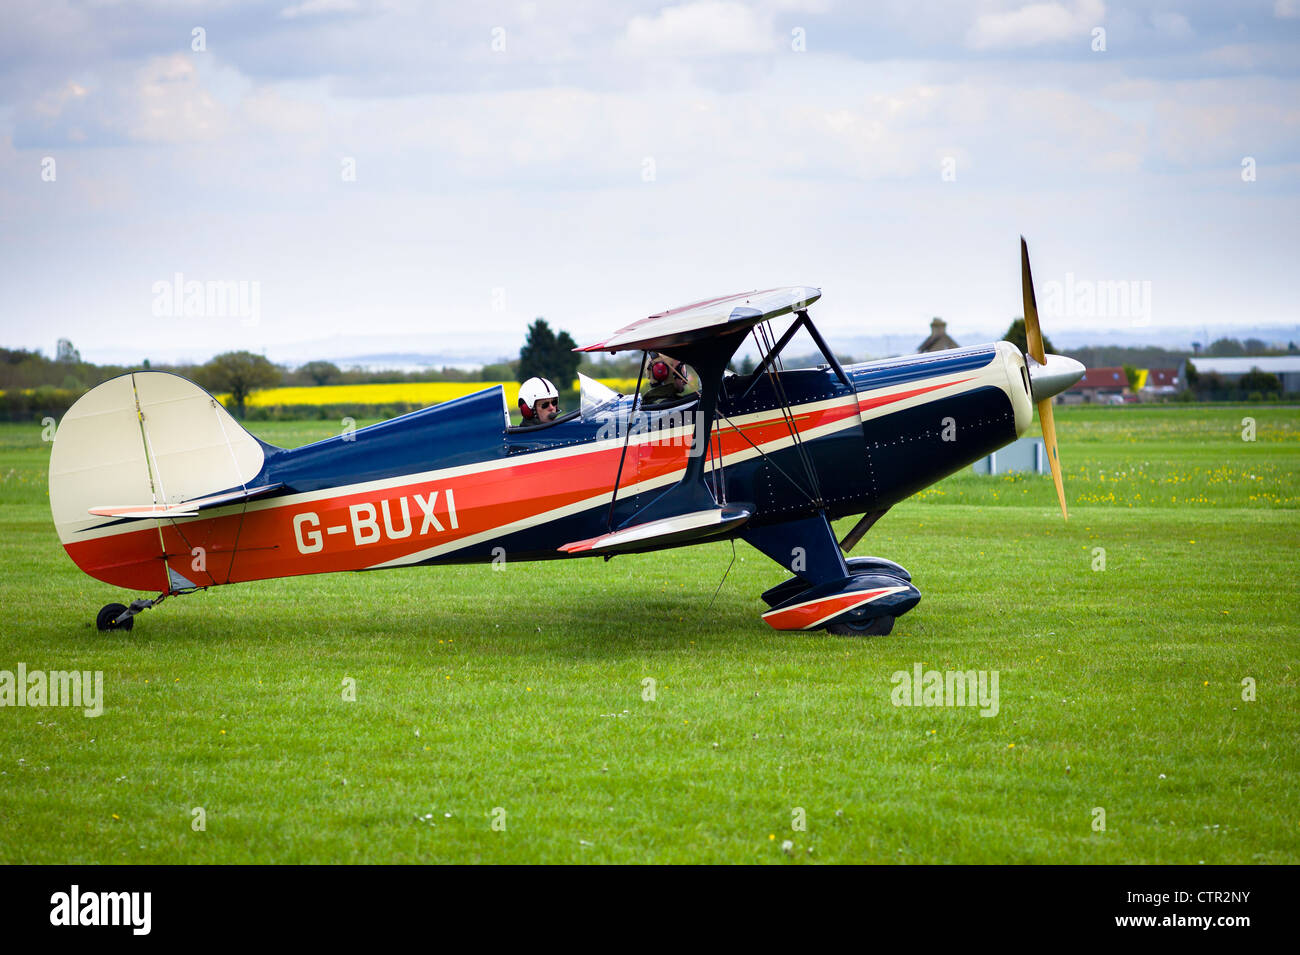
[857,377,975,413]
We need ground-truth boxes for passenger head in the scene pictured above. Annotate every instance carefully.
[650,355,688,394]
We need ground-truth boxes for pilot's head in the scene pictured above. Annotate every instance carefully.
[519,377,560,423]
[650,354,688,394]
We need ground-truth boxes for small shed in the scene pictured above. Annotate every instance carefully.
[972,437,1046,475]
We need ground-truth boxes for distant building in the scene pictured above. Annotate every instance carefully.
[1180,356,1300,394]
[1063,366,1129,404]
[918,318,959,353]
[1139,368,1180,400]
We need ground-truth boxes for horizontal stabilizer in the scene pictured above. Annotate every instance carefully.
[89,483,283,520]
[559,506,750,555]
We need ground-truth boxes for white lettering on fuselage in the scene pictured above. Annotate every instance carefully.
[293,489,457,555]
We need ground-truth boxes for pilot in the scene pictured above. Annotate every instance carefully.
[518,376,561,425]
[642,354,692,404]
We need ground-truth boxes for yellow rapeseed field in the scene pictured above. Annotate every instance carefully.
[235,379,643,407]
[240,382,511,407]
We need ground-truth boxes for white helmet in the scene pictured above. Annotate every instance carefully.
[518,376,559,419]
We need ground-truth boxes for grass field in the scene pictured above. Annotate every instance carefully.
[1,405,1296,863]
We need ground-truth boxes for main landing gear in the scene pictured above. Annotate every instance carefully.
[826,613,896,637]
[759,557,918,636]
[744,514,921,637]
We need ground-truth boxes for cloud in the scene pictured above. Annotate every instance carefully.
[618,1,776,56]
[14,54,229,148]
[1149,83,1300,168]
[965,0,1105,51]
[1,0,1298,357]
[280,0,364,19]
[1150,11,1193,40]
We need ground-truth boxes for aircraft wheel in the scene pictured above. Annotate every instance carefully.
[826,614,894,637]
[96,603,134,632]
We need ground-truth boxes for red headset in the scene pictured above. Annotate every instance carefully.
[650,357,672,383]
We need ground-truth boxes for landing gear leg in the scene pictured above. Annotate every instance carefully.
[96,593,170,632]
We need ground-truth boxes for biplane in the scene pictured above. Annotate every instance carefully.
[49,239,1084,635]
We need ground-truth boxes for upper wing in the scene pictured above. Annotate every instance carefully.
[576,286,821,354]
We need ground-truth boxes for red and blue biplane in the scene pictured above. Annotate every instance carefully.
[49,239,1083,635]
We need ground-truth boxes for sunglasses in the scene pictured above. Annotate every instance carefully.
[536,399,558,409]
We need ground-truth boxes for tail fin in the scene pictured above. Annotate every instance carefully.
[49,372,275,590]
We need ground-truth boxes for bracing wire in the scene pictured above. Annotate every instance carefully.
[706,538,737,613]
[606,351,646,531]
[753,320,825,508]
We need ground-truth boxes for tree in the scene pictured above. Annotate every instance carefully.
[577,352,643,378]
[1239,367,1280,396]
[554,329,580,388]
[518,318,581,390]
[480,360,518,381]
[298,360,342,387]
[56,339,80,364]
[196,351,282,417]
[1002,318,1054,355]
[1205,337,1245,357]
[518,318,556,383]
[1122,364,1140,392]
[1197,371,1226,397]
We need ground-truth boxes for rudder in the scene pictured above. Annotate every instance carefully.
[49,372,271,591]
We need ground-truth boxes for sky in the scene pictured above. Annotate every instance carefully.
[1,0,1298,366]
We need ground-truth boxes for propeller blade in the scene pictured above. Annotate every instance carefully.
[1021,236,1068,520]
[1021,236,1045,364]
[1038,397,1068,519]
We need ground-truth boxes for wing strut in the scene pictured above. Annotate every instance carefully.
[604,355,647,531]
[618,328,744,527]
[740,308,850,402]
[561,287,823,553]
[753,318,825,510]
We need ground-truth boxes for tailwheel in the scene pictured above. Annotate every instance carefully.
[94,593,172,632]
[96,603,134,632]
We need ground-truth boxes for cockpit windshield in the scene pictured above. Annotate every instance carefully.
[579,373,626,421]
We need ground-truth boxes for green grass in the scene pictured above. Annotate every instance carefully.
[0,405,1296,863]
